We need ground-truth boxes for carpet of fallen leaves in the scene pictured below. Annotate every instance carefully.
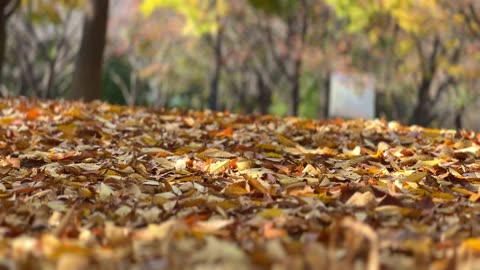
[1,98,480,269]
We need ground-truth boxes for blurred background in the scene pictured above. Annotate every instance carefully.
[0,0,479,129]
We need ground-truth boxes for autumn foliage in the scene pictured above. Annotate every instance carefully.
[1,98,480,269]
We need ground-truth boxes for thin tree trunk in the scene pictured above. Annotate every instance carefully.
[409,35,441,126]
[409,75,433,126]
[71,0,109,101]
[209,27,223,111]
[454,105,465,130]
[0,13,6,85]
[256,71,271,114]
[288,0,308,116]
[322,71,330,118]
[289,62,301,116]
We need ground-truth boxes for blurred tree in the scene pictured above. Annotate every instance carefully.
[141,0,230,111]
[327,0,479,126]
[71,0,109,101]
[2,0,477,129]
[249,0,309,116]
[220,2,276,114]
[0,0,19,85]
[4,0,82,98]
[457,1,480,37]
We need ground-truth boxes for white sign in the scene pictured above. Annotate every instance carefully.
[329,72,375,119]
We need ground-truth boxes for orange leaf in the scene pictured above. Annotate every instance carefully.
[246,175,268,194]
[26,108,41,120]
[262,223,287,239]
[224,183,249,197]
[463,238,480,252]
[216,127,233,137]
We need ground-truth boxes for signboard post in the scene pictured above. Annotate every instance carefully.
[328,71,375,119]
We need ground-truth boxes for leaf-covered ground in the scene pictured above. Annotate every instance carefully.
[1,98,480,269]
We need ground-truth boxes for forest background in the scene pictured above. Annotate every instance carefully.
[0,0,479,129]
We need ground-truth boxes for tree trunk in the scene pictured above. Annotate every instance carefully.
[256,71,271,114]
[288,0,308,117]
[71,0,109,101]
[409,35,441,127]
[454,105,465,130]
[0,10,6,84]
[289,63,301,116]
[0,0,18,85]
[209,28,223,111]
[322,71,330,119]
[409,76,433,126]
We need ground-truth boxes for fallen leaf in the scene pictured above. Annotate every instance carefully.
[345,191,377,207]
[99,183,115,202]
[258,208,284,219]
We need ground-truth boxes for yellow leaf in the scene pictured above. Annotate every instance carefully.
[402,172,427,183]
[469,193,480,202]
[174,175,203,182]
[414,159,442,168]
[451,186,474,196]
[208,200,239,210]
[245,175,268,194]
[99,183,115,202]
[343,146,361,156]
[463,238,480,252]
[0,117,15,125]
[317,192,333,204]
[275,134,296,147]
[224,184,248,197]
[277,175,300,186]
[141,134,157,146]
[256,143,282,153]
[61,180,83,188]
[64,107,84,119]
[201,148,237,158]
[236,159,254,171]
[264,152,284,159]
[449,168,464,179]
[208,160,230,174]
[103,169,120,176]
[258,208,284,219]
[422,128,442,138]
[47,201,67,212]
[78,188,92,198]
[431,192,456,201]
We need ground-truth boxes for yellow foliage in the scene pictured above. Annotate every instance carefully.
[21,0,84,24]
[140,0,230,36]
[447,65,467,78]
[389,0,446,34]
[397,39,413,56]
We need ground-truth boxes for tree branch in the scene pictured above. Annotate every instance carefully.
[45,8,75,97]
[460,8,478,36]
[428,35,440,77]
[264,20,291,79]
[432,35,463,105]
[468,3,480,28]
[5,0,19,18]
[412,34,428,76]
